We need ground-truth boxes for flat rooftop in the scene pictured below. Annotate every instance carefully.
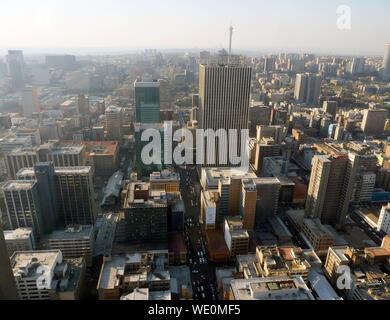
[3,180,36,191]
[11,250,61,279]
[47,225,93,240]
[4,228,33,240]
[230,276,314,300]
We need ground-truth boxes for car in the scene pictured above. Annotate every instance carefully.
[192,270,199,273]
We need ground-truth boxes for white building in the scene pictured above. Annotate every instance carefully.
[3,228,35,256]
[377,204,390,234]
[11,250,63,300]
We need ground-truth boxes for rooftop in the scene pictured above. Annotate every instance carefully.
[3,180,36,191]
[230,276,314,300]
[4,228,33,240]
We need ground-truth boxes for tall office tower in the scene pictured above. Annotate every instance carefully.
[158,79,172,111]
[264,57,276,73]
[105,105,123,141]
[5,147,39,179]
[252,139,281,176]
[22,86,40,117]
[2,180,46,239]
[199,63,252,167]
[253,177,280,226]
[294,73,321,106]
[248,104,271,137]
[347,57,365,75]
[342,153,378,205]
[305,155,348,228]
[200,51,211,64]
[323,101,338,118]
[361,108,387,135]
[33,162,60,230]
[46,145,86,167]
[6,50,26,89]
[134,79,160,123]
[0,223,19,300]
[54,167,96,226]
[383,43,390,75]
[240,179,257,230]
[76,94,89,115]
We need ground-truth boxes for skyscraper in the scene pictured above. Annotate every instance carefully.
[54,167,96,226]
[199,62,252,167]
[134,79,160,123]
[0,223,19,300]
[383,43,390,75]
[2,180,45,239]
[294,73,321,106]
[77,94,90,115]
[6,50,26,89]
[22,86,40,118]
[361,108,387,136]
[105,105,123,141]
[305,155,348,228]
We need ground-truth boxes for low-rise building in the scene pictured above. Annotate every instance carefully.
[11,250,86,300]
[229,276,314,300]
[45,225,94,266]
[97,251,170,300]
[3,228,35,256]
[302,218,334,253]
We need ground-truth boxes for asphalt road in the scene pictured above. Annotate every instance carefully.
[184,220,218,300]
[177,164,201,219]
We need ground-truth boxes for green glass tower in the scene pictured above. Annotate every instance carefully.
[134,80,160,123]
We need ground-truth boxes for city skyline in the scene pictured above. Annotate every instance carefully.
[0,0,389,56]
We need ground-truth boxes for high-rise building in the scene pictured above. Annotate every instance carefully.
[198,63,252,167]
[361,108,387,136]
[134,80,160,123]
[264,57,276,73]
[305,155,349,228]
[22,86,40,118]
[33,162,60,230]
[46,144,87,167]
[240,179,257,230]
[122,181,168,242]
[5,147,40,179]
[54,167,96,226]
[105,105,123,141]
[382,43,390,75]
[253,177,280,225]
[6,50,25,89]
[294,73,321,106]
[0,223,19,299]
[323,101,338,118]
[2,180,46,239]
[76,94,89,115]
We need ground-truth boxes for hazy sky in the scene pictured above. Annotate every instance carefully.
[0,0,389,55]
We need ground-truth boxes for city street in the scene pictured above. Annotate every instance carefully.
[184,219,218,300]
